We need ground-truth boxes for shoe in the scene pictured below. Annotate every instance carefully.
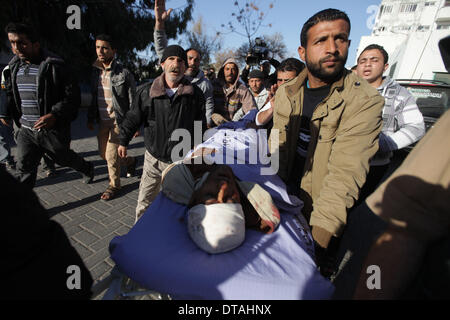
[126,157,137,178]
[100,186,119,201]
[83,162,95,184]
[46,168,57,178]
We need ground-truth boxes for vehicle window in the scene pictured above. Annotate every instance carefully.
[403,85,450,118]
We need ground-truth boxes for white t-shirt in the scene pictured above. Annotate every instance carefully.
[166,87,178,98]
[255,101,272,126]
[254,88,269,110]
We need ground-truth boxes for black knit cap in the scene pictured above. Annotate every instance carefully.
[248,69,265,79]
[161,45,188,67]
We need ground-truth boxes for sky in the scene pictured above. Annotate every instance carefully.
[163,0,382,67]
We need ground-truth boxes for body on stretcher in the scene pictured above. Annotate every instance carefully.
[104,165,334,299]
[95,116,334,299]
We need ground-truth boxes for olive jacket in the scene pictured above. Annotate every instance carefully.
[270,69,384,248]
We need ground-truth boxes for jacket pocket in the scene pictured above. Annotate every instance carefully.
[317,123,338,143]
[317,109,341,142]
[276,101,291,119]
[111,75,126,97]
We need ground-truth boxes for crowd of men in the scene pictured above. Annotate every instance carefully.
[2,0,449,300]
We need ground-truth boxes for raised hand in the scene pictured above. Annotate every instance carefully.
[155,0,173,23]
[269,83,279,104]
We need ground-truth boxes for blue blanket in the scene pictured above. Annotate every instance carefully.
[109,117,334,299]
[109,164,334,299]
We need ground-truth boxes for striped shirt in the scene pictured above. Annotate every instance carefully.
[95,61,115,123]
[371,77,425,166]
[17,62,40,128]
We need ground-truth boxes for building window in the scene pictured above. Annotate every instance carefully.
[424,1,436,6]
[418,25,431,31]
[437,24,450,30]
[394,25,412,31]
[445,0,450,6]
[378,4,393,17]
[400,3,418,13]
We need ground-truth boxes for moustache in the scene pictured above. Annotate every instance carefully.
[320,54,344,64]
[169,67,181,73]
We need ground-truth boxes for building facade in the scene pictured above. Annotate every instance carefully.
[356,0,450,81]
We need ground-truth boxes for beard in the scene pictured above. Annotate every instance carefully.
[185,65,199,77]
[164,65,184,83]
[225,74,237,85]
[305,52,347,82]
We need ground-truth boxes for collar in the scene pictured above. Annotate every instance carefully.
[187,70,205,83]
[18,49,45,66]
[11,49,63,70]
[150,73,194,98]
[93,58,115,71]
[254,87,268,97]
[285,68,347,99]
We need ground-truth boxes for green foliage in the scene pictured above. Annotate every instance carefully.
[0,0,194,81]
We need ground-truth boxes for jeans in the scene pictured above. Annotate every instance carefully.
[0,121,15,163]
[15,126,91,188]
[41,154,56,171]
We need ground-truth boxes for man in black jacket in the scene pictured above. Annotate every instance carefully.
[118,45,206,222]
[1,22,94,188]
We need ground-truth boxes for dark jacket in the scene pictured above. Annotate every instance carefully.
[119,74,206,163]
[1,49,80,130]
[87,59,136,126]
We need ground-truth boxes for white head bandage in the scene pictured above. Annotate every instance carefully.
[187,203,245,254]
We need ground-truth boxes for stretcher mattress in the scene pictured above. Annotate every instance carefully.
[109,164,334,300]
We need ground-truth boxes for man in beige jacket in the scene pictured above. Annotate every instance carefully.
[269,9,384,268]
[211,58,256,126]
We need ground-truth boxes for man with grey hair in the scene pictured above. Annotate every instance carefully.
[154,0,215,127]
[118,44,206,222]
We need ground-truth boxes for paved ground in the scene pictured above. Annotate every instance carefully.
[7,109,146,298]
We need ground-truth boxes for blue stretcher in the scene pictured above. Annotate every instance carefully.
[106,162,334,300]
[97,113,334,299]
